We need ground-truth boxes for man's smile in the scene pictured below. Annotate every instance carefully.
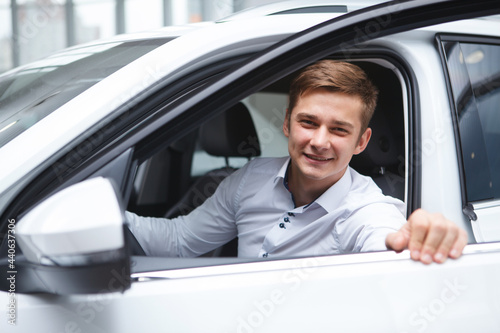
[304,153,335,161]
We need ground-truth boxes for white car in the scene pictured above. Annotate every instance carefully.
[1,0,500,332]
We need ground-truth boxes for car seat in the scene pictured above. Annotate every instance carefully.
[164,102,261,219]
[349,108,405,201]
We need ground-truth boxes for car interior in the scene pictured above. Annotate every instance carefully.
[126,59,406,258]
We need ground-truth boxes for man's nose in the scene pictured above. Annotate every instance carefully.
[310,127,331,150]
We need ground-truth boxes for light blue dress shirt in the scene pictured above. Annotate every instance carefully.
[127,157,406,258]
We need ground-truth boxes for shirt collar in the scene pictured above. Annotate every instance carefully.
[314,167,352,212]
[274,157,352,212]
[275,157,290,181]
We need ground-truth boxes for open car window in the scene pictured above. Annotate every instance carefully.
[127,56,408,260]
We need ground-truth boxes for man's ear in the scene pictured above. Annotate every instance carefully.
[354,127,372,155]
[283,109,290,138]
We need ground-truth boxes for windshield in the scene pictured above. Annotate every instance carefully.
[0,38,173,148]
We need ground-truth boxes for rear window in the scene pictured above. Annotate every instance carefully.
[0,38,173,148]
[440,37,500,202]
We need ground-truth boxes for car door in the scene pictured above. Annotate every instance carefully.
[1,1,500,333]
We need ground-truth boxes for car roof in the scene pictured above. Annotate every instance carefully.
[40,1,384,49]
[218,0,383,21]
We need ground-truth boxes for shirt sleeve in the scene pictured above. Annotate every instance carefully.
[355,203,405,252]
[335,200,406,253]
[126,167,247,257]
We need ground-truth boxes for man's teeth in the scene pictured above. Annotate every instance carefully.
[306,154,332,161]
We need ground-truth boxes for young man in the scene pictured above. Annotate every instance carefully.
[127,60,467,264]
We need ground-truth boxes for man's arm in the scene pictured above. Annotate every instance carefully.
[385,208,468,264]
[126,163,250,257]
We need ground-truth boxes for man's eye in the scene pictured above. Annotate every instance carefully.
[333,127,348,133]
[300,120,315,126]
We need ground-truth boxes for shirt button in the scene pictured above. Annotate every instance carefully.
[284,217,290,223]
[288,212,295,217]
[279,222,286,229]
[262,253,268,258]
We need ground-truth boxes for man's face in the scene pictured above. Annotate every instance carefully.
[283,88,371,190]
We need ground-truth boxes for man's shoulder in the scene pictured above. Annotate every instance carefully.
[346,167,406,215]
[348,167,383,195]
[243,156,288,175]
[224,156,288,188]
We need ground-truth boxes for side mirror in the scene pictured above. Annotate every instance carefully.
[11,177,130,294]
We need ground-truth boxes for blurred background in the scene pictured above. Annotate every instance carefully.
[0,0,282,74]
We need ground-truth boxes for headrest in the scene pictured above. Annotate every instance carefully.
[350,111,400,174]
[199,102,261,158]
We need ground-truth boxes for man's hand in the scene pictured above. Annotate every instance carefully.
[385,209,468,264]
